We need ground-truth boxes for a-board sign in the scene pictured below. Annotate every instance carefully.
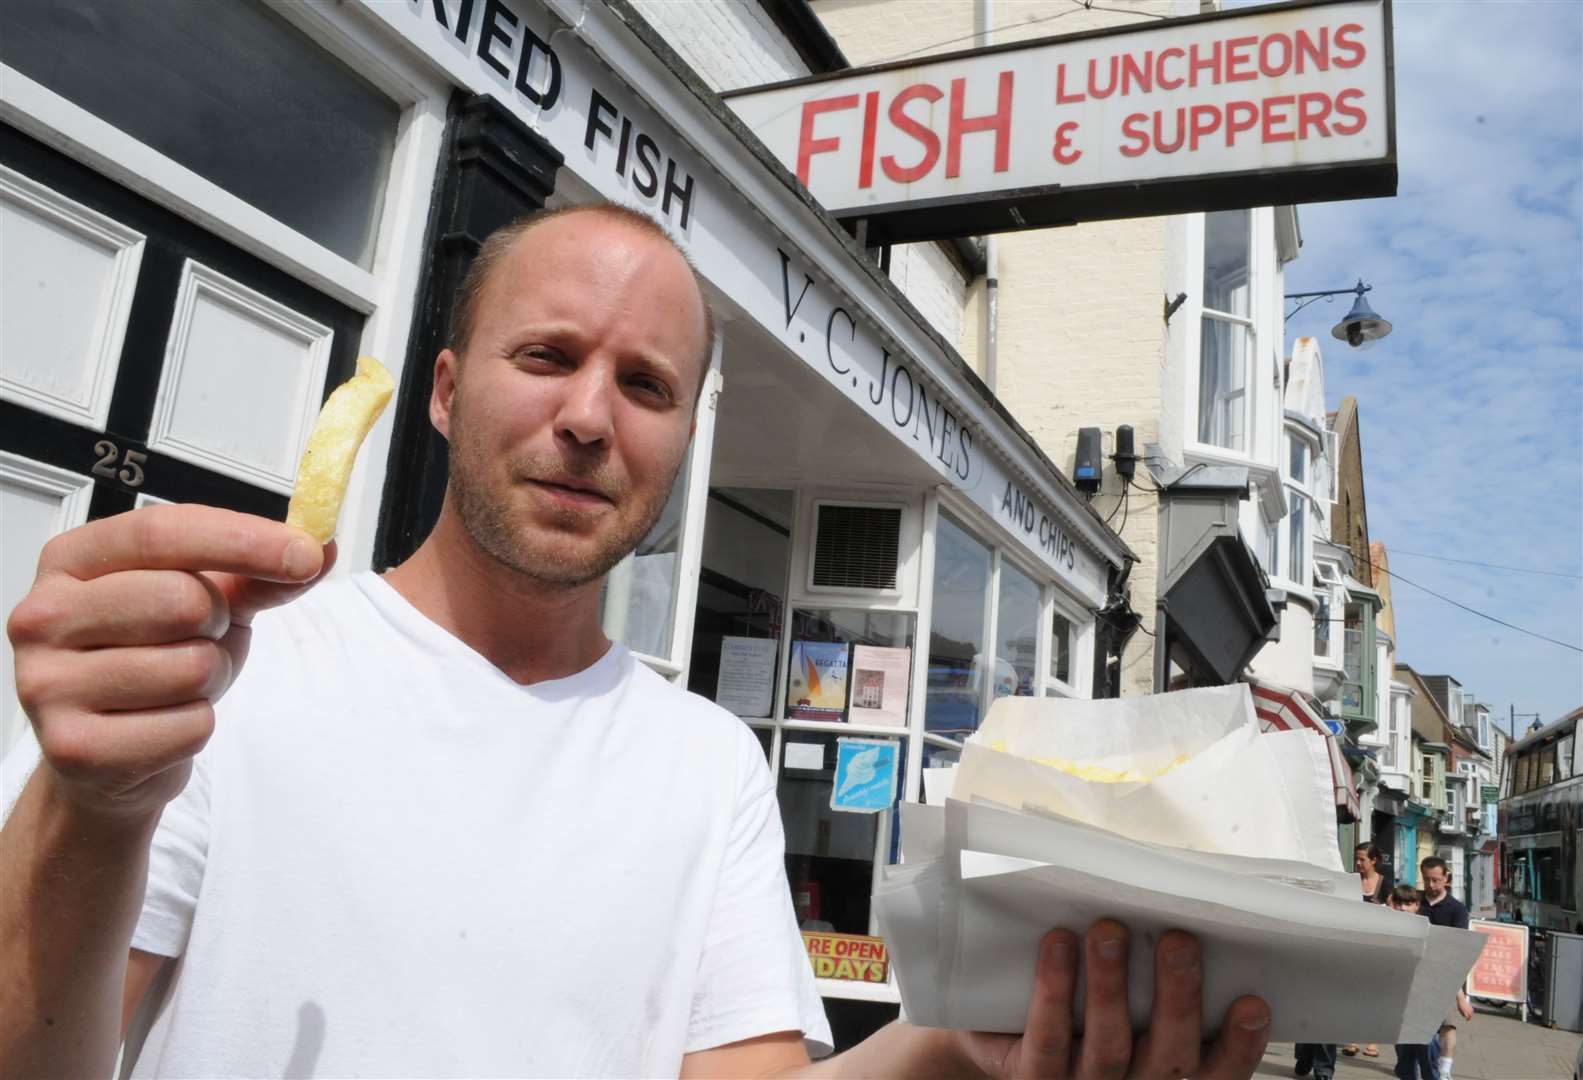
[726,0,1395,243]
[1466,920,1526,1004]
[802,931,890,982]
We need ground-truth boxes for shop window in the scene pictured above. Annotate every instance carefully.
[994,559,1040,699]
[602,451,691,663]
[1197,210,1253,452]
[784,608,915,725]
[778,731,906,937]
[926,513,991,736]
[0,0,398,267]
[687,488,794,714]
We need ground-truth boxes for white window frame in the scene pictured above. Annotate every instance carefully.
[1041,586,1093,699]
[1183,208,1279,467]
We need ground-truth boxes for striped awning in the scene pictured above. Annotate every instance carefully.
[1247,677,1362,822]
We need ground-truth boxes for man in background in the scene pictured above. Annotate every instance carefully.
[1420,857,1475,1080]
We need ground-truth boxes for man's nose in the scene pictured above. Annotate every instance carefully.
[554,364,616,448]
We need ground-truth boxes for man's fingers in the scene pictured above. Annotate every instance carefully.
[17,571,230,649]
[1131,930,1203,1079]
[1075,920,1132,1080]
[1016,929,1079,1078]
[37,504,322,584]
[37,640,234,713]
[1196,995,1270,1080]
[32,701,215,793]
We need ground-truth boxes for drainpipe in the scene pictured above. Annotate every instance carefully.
[977,0,998,392]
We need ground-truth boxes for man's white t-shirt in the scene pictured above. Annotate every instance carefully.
[109,572,828,1077]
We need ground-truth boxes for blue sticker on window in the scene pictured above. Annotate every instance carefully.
[831,737,899,814]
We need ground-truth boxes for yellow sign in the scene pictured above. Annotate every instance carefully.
[801,931,889,983]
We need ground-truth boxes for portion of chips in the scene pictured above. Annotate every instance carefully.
[286,356,395,542]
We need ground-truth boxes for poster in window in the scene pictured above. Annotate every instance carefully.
[847,645,911,728]
[787,641,849,721]
[715,636,778,718]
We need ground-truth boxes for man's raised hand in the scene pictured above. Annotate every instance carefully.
[6,504,328,823]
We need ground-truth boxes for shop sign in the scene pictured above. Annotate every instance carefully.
[726,0,1395,243]
[801,931,890,983]
[831,737,900,814]
[1465,920,1525,1005]
[365,0,1112,604]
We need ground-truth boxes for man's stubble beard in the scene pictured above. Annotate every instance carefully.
[446,392,683,588]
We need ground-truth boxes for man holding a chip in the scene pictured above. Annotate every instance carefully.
[1,205,1272,1079]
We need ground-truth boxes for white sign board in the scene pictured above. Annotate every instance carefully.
[727,0,1395,242]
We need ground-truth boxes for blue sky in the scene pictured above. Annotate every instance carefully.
[1277,1,1583,730]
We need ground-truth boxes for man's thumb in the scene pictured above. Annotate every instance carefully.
[220,539,337,627]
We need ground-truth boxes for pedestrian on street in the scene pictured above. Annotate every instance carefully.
[1388,885,1441,1080]
[1343,842,1392,1059]
[0,205,1275,1080]
[1419,857,1476,1080]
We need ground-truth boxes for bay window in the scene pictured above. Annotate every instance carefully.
[1197,210,1253,452]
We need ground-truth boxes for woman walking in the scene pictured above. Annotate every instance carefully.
[1343,842,1392,1059]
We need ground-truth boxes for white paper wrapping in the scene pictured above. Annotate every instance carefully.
[874,687,1488,1044]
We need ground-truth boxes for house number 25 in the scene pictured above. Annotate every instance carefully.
[92,439,148,488]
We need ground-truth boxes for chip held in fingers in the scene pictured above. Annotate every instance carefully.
[286,356,395,542]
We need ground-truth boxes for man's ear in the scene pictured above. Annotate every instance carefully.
[431,348,459,438]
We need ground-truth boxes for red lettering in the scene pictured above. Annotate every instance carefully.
[1226,100,1259,145]
[1156,47,1186,90]
[1298,92,1333,139]
[1055,63,1085,104]
[947,71,1014,178]
[1334,23,1366,68]
[1120,51,1152,96]
[1259,33,1293,78]
[1154,108,1186,154]
[1262,95,1296,142]
[1189,104,1222,149]
[881,83,942,183]
[1120,113,1149,157]
[858,91,879,188]
[1087,55,1118,99]
[1225,35,1258,81]
[1332,88,1367,135]
[797,94,859,185]
[1189,40,1221,87]
[1295,28,1329,74]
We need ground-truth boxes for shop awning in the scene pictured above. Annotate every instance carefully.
[1247,678,1361,822]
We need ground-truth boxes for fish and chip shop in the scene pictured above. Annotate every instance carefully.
[0,0,1135,1036]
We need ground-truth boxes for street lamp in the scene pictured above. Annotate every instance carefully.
[1284,279,1393,347]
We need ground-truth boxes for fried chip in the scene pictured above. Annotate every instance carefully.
[286,356,395,542]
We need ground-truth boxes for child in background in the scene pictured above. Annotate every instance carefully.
[1389,885,1441,1080]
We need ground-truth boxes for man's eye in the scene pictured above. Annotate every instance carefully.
[630,377,673,402]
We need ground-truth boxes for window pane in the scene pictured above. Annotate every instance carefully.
[1,0,398,267]
[602,450,690,659]
[927,514,991,736]
[687,489,793,712]
[785,608,915,723]
[995,561,1039,699]
[1289,435,1306,484]
[1050,609,1073,685]
[779,733,905,936]
[1198,316,1249,451]
[1203,210,1251,317]
[1287,492,1306,582]
[1313,593,1331,657]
